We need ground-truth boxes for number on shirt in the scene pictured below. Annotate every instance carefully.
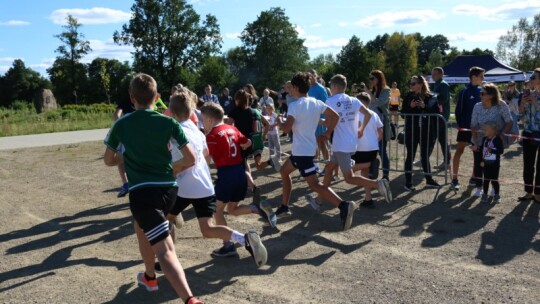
[227,135,238,158]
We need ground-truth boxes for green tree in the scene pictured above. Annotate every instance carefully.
[415,34,450,69]
[87,58,132,104]
[424,48,444,73]
[337,35,373,86]
[52,14,91,99]
[365,34,389,53]
[309,53,338,82]
[384,32,418,91]
[462,48,494,56]
[0,59,51,107]
[47,58,88,105]
[114,0,222,90]
[497,14,540,71]
[196,56,237,94]
[239,7,308,90]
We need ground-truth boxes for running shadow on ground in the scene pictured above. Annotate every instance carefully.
[477,200,540,265]
[0,203,137,291]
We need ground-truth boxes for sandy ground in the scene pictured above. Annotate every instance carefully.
[0,137,538,304]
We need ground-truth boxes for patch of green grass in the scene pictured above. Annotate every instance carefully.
[0,103,115,137]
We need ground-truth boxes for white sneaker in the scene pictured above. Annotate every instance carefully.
[245,231,267,268]
[305,194,321,212]
[473,187,483,197]
[377,179,392,203]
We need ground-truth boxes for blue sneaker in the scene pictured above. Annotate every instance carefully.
[117,182,129,198]
[258,200,277,228]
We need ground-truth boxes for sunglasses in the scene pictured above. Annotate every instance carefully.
[409,82,418,86]
[369,76,375,81]
[480,91,490,96]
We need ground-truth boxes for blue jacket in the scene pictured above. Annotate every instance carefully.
[455,83,481,128]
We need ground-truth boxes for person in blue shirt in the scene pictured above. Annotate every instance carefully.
[451,66,485,190]
[307,70,330,167]
[202,84,219,104]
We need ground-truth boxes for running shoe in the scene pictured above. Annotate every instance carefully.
[245,231,267,268]
[377,179,392,203]
[186,297,205,304]
[425,179,441,188]
[137,272,158,292]
[258,200,277,228]
[493,194,501,203]
[339,201,356,231]
[450,179,460,190]
[404,185,416,192]
[468,178,477,187]
[473,188,483,197]
[305,194,321,212]
[481,193,489,203]
[360,199,375,209]
[117,182,129,198]
[211,242,238,257]
[275,205,292,217]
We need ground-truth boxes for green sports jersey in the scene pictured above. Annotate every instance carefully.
[104,109,189,191]
[251,109,264,151]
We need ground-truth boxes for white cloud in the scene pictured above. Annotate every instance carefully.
[295,25,306,36]
[453,1,540,20]
[83,39,134,62]
[49,7,131,25]
[303,35,348,50]
[0,57,21,64]
[447,29,508,43]
[0,66,10,74]
[337,21,348,27]
[311,23,322,28]
[225,32,241,39]
[356,10,444,28]
[0,20,30,26]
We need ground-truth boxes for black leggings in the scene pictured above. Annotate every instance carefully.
[482,163,500,195]
[522,135,540,194]
[473,151,483,187]
[404,127,436,185]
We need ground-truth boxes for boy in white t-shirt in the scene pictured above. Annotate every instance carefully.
[271,72,356,231]
[156,92,268,268]
[352,93,384,208]
[306,75,392,211]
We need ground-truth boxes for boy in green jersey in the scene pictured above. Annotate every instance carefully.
[103,73,203,304]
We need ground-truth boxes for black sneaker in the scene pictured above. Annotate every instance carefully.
[425,179,441,188]
[339,201,356,231]
[360,199,375,209]
[211,243,238,257]
[450,179,460,190]
[468,178,477,187]
[404,185,416,192]
[275,205,291,217]
[117,182,129,198]
[244,231,267,267]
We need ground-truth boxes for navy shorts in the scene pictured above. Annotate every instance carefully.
[215,164,247,202]
[352,150,378,164]
[456,130,472,143]
[169,195,216,219]
[290,155,318,177]
[129,187,177,246]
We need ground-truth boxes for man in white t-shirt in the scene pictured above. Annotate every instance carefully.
[352,93,385,208]
[157,92,266,265]
[271,72,356,231]
[306,75,392,210]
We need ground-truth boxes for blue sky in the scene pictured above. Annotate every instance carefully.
[0,0,539,76]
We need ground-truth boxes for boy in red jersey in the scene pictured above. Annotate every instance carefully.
[200,102,276,266]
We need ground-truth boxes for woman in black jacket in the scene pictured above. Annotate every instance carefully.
[401,75,441,191]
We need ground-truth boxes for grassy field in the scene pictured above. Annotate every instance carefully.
[0,102,115,137]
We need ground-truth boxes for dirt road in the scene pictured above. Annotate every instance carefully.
[0,140,538,303]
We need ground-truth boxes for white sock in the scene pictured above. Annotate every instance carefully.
[230,231,245,246]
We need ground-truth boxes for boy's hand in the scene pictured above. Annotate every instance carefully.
[357,127,364,138]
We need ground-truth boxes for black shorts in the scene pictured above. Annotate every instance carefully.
[351,150,378,164]
[169,195,216,218]
[456,130,472,143]
[215,165,247,202]
[129,187,177,246]
[290,155,318,177]
[390,105,399,112]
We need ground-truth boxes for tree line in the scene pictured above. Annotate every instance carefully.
[0,0,539,108]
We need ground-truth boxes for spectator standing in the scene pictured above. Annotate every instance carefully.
[202,84,219,104]
[390,82,401,127]
[367,70,391,180]
[431,67,452,170]
[504,81,521,123]
[451,66,485,190]
[219,88,235,115]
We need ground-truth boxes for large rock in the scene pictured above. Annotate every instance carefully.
[34,89,57,113]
